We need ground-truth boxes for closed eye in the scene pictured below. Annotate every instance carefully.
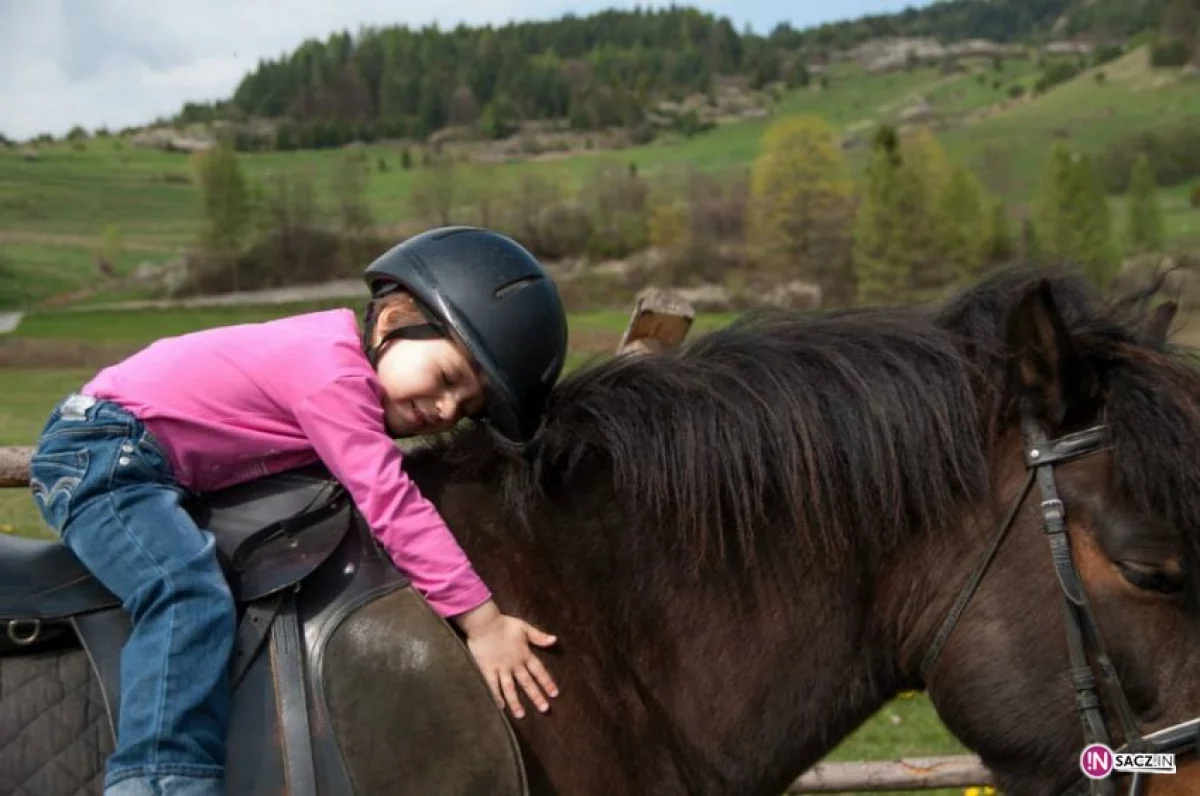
[1116,560,1187,595]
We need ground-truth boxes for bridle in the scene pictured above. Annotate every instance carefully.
[919,415,1200,796]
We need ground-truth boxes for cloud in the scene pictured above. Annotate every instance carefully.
[0,0,597,139]
[0,0,926,141]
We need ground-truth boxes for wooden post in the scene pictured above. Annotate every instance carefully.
[786,754,995,793]
[615,287,695,356]
[0,446,32,488]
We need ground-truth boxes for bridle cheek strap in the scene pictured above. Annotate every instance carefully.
[917,419,1195,796]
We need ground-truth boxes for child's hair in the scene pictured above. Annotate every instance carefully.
[367,290,428,345]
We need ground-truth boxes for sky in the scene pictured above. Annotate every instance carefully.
[0,0,935,141]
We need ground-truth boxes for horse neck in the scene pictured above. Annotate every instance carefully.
[427,465,913,795]
[621,559,914,793]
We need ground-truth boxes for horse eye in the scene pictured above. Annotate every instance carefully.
[1116,560,1186,595]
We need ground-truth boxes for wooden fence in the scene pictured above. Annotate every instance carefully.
[0,289,997,792]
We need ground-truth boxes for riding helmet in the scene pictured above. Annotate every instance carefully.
[363,226,568,442]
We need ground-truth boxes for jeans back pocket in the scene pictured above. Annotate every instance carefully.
[29,449,90,535]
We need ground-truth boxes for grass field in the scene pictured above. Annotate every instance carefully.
[3,46,1198,311]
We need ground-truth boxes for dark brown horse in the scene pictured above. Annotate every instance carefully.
[403,266,1200,795]
[3,265,1199,795]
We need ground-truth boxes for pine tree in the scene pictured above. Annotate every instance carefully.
[1021,213,1042,263]
[1071,152,1118,284]
[1126,152,1164,254]
[1035,142,1077,264]
[983,199,1015,267]
[936,163,989,283]
[852,125,975,305]
[852,125,911,305]
[899,127,955,298]
[1035,144,1117,285]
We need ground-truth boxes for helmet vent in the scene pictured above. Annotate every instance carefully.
[493,275,539,299]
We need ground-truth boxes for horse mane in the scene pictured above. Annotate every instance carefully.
[424,265,1200,584]
[435,308,992,584]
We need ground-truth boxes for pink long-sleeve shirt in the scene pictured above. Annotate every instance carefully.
[82,308,491,618]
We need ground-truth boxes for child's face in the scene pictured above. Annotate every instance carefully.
[374,337,485,437]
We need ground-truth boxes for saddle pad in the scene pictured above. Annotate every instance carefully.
[0,648,110,796]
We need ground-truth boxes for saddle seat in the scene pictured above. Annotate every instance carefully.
[0,463,352,623]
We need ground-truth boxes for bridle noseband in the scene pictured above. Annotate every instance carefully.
[919,416,1200,796]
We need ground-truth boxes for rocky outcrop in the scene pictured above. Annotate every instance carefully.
[848,36,1027,73]
[130,127,213,153]
[841,34,1096,75]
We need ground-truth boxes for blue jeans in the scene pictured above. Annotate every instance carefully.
[29,394,234,795]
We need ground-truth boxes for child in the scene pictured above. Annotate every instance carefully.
[27,226,569,796]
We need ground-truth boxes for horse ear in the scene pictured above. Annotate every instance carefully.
[1143,301,1177,346]
[1005,280,1099,429]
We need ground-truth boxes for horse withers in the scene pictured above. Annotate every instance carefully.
[4,265,1200,795]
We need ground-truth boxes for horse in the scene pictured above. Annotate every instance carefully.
[2,265,1199,796]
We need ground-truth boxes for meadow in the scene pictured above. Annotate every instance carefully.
[2,46,1198,309]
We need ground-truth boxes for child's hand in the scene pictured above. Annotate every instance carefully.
[454,600,560,718]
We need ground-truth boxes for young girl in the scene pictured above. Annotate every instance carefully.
[28,226,569,796]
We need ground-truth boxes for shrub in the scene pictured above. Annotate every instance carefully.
[1150,37,1192,68]
[1033,60,1081,94]
[1097,123,1200,192]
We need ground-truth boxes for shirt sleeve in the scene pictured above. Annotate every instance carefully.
[293,374,492,618]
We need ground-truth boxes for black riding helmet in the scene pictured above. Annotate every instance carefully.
[362,226,568,442]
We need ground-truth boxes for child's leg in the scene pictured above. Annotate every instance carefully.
[30,398,235,796]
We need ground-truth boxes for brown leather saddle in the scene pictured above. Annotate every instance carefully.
[0,463,420,794]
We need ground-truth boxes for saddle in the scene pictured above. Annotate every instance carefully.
[0,463,400,795]
[0,463,351,624]
[1,462,529,796]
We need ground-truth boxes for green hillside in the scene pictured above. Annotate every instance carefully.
[3,40,1198,310]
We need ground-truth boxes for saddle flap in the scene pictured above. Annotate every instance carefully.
[0,534,120,621]
[190,463,353,603]
[220,500,353,603]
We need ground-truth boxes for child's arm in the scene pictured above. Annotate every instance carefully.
[293,374,559,716]
[293,374,491,615]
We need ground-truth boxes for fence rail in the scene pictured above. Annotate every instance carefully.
[0,446,32,488]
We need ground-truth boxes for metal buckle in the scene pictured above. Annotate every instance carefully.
[6,619,41,646]
[1041,498,1065,523]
